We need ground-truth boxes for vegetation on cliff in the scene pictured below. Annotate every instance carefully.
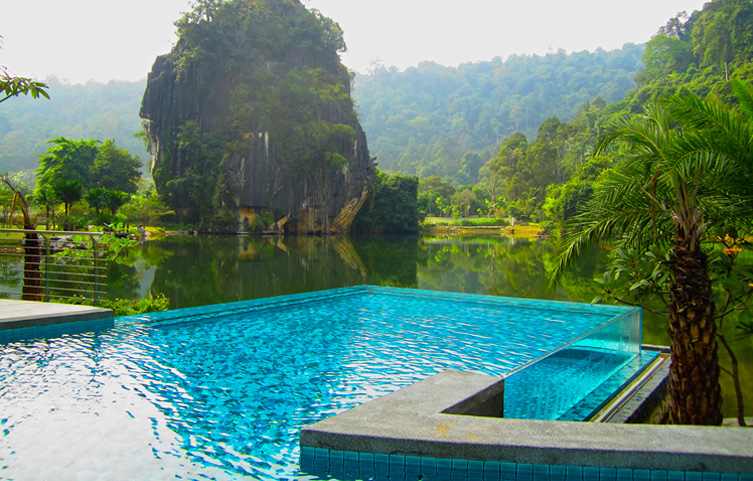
[141,0,373,232]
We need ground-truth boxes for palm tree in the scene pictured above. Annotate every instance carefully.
[105,190,129,216]
[553,83,753,425]
[33,187,58,230]
[53,178,83,231]
[84,188,108,217]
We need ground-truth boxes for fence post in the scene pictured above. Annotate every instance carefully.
[43,234,51,302]
[91,234,100,306]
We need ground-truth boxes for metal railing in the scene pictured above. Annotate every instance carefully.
[0,229,107,304]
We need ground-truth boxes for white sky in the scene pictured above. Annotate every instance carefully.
[0,0,709,85]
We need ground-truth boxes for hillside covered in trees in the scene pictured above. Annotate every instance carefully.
[353,46,645,180]
[0,78,148,172]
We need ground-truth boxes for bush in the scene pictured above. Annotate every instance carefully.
[100,295,170,316]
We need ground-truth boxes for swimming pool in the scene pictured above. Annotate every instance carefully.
[0,286,643,480]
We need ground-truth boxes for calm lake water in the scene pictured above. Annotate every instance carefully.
[93,233,753,418]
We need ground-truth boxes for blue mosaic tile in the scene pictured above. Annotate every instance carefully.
[373,470,392,481]
[452,459,469,473]
[685,472,702,481]
[650,470,668,481]
[738,474,753,481]
[484,462,502,481]
[375,453,390,468]
[600,467,617,481]
[616,468,633,481]
[668,471,685,481]
[534,464,550,481]
[421,456,438,475]
[721,474,739,481]
[359,465,376,480]
[634,469,650,481]
[502,462,517,481]
[329,449,344,466]
[702,473,720,481]
[584,467,600,481]
[313,447,329,462]
[390,454,406,474]
[518,463,534,481]
[359,452,375,467]
[451,470,470,481]
[299,450,316,475]
[566,465,584,481]
[549,465,567,481]
[437,458,454,474]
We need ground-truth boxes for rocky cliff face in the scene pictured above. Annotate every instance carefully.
[140,0,374,234]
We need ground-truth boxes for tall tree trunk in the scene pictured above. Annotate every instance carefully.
[21,232,43,302]
[666,233,723,425]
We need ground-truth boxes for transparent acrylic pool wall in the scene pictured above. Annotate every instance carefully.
[503,309,641,420]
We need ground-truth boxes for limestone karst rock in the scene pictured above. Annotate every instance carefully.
[140,0,374,234]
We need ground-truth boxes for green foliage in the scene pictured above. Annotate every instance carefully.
[37,137,99,191]
[0,35,50,105]
[99,295,170,316]
[52,178,83,216]
[84,187,108,216]
[91,140,142,194]
[354,46,644,178]
[353,170,420,234]
[0,73,49,104]
[155,0,357,224]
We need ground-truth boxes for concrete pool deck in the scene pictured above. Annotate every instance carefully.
[301,370,753,475]
[0,299,112,330]
[0,299,113,342]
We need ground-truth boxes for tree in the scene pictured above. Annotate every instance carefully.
[84,188,108,217]
[37,137,99,191]
[105,190,129,216]
[553,83,753,425]
[90,140,142,194]
[53,178,83,228]
[33,186,58,230]
[1,174,42,300]
[352,170,419,234]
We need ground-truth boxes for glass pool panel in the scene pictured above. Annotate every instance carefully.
[504,309,641,420]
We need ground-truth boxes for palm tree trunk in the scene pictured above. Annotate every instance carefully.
[666,233,723,425]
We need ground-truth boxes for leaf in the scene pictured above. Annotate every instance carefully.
[629,279,648,291]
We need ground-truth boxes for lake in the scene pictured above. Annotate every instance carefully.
[78,233,753,419]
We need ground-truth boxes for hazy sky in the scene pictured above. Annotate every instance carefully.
[0,0,708,84]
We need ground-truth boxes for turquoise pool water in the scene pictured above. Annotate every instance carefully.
[0,286,641,480]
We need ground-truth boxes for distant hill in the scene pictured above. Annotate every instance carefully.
[1,45,645,181]
[352,45,645,179]
[0,77,148,173]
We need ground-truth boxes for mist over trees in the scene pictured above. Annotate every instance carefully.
[0,78,148,172]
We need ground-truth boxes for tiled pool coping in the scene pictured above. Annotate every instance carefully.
[300,370,753,475]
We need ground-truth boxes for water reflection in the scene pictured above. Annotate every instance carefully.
[109,234,600,308]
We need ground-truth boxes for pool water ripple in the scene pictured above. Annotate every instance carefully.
[0,288,630,480]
